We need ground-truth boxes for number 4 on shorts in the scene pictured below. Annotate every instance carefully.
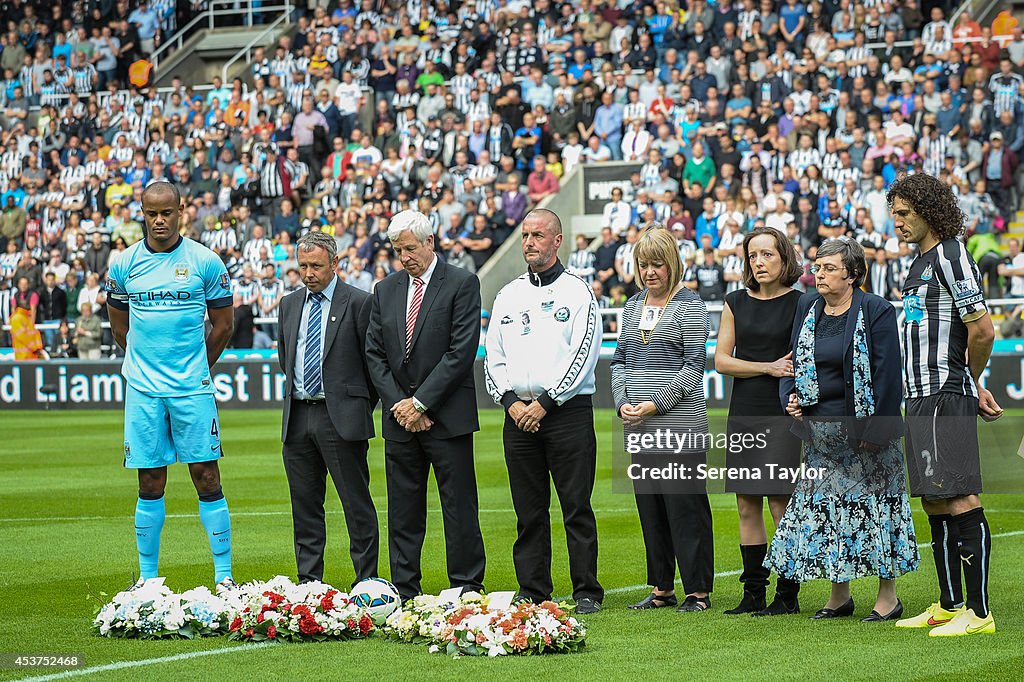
[211,419,219,438]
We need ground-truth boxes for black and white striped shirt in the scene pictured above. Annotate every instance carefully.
[610,288,710,432]
[392,90,420,112]
[901,239,986,399]
[73,65,96,94]
[988,73,1023,117]
[450,74,475,112]
[258,279,284,319]
[567,248,597,283]
[260,161,285,198]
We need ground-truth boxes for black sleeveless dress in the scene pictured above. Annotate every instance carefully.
[724,288,803,495]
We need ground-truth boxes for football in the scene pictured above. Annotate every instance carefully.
[350,577,400,625]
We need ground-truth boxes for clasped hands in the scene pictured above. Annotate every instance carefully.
[619,401,657,428]
[508,400,548,433]
[391,398,433,432]
[787,393,882,454]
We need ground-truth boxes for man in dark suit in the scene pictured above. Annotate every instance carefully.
[364,209,486,601]
[278,230,379,586]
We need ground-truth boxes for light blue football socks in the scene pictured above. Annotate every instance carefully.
[135,494,166,580]
[198,488,233,583]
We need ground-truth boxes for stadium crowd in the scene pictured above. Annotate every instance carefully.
[4,0,1024,353]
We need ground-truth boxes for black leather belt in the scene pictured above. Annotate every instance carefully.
[294,397,325,405]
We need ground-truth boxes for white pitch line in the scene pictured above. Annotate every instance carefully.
[15,644,270,682]
[12,530,1024,681]
[0,509,633,524]
[557,529,1024,601]
[3,507,1022,525]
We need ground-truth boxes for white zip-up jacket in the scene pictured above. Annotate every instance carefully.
[485,262,601,412]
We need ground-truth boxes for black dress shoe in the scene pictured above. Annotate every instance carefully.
[811,597,855,620]
[676,595,712,612]
[576,597,602,615]
[752,597,800,616]
[861,599,903,622]
[628,593,678,610]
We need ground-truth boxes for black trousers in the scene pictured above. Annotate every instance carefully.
[384,432,486,600]
[503,398,603,602]
[282,400,379,585]
[635,488,715,594]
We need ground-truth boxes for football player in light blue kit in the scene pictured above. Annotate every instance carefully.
[105,182,236,588]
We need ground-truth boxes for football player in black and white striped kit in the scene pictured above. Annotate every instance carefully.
[484,208,604,615]
[889,174,1002,637]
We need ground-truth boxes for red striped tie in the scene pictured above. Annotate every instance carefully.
[406,277,424,351]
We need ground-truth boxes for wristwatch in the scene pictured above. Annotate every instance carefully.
[412,397,427,413]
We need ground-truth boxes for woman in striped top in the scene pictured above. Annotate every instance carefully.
[611,225,714,613]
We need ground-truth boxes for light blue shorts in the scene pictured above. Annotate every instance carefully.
[123,384,223,469]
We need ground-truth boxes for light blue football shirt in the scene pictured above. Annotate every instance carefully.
[106,236,233,397]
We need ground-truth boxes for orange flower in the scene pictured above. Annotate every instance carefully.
[510,629,528,651]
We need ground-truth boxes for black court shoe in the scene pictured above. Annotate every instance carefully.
[862,599,904,622]
[628,593,678,610]
[811,597,855,620]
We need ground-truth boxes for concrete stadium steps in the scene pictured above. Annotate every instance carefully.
[153,25,292,88]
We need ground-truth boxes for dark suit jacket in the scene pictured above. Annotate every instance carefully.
[780,288,904,449]
[365,260,481,442]
[278,279,377,443]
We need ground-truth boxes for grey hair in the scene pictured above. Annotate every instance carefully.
[639,220,666,233]
[388,209,434,243]
[815,237,866,288]
[297,230,337,262]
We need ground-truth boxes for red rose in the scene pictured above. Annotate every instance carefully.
[293,605,311,618]
[256,612,265,623]
[321,595,335,611]
[267,625,277,639]
[358,614,373,635]
[245,628,254,637]
[229,617,243,632]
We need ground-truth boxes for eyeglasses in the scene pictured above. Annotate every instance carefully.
[809,264,847,275]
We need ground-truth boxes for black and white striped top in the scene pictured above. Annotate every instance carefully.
[988,73,1023,117]
[901,239,986,399]
[610,287,710,438]
[567,248,596,283]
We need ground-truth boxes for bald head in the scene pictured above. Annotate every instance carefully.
[142,181,181,207]
[524,208,563,236]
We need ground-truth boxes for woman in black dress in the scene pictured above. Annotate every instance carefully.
[715,227,804,616]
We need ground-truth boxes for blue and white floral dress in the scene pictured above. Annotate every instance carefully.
[765,308,920,583]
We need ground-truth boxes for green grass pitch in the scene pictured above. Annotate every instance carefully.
[2,409,1023,681]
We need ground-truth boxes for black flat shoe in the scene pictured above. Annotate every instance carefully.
[861,599,903,622]
[676,595,712,612]
[628,593,677,610]
[752,597,800,616]
[811,597,855,620]
[576,597,602,615]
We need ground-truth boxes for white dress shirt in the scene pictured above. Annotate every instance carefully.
[405,253,438,314]
[293,275,338,399]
